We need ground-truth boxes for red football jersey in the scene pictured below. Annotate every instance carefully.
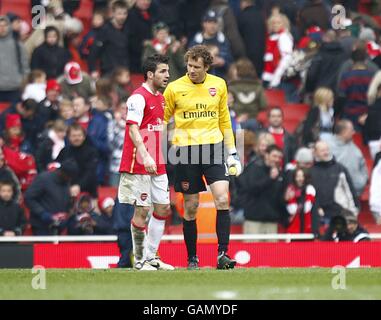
[119,83,166,175]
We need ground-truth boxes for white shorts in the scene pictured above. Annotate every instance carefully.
[118,173,169,206]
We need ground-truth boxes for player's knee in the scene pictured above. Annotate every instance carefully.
[215,195,229,209]
[155,204,171,218]
[184,200,199,216]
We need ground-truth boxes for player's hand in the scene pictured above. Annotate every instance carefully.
[270,167,279,179]
[70,185,81,197]
[143,154,157,175]
[227,153,242,176]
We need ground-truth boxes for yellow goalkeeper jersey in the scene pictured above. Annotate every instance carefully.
[163,73,235,152]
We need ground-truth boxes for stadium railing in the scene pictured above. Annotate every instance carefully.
[0,233,381,243]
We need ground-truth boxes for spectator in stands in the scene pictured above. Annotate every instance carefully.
[69,96,110,186]
[0,15,30,103]
[108,103,126,187]
[58,99,74,122]
[142,22,185,82]
[79,10,106,63]
[88,0,130,77]
[337,26,358,58]
[265,107,297,166]
[369,153,381,225]
[310,140,359,225]
[262,13,294,102]
[154,0,185,39]
[22,70,47,103]
[25,159,78,235]
[67,193,98,235]
[128,0,158,73]
[298,0,330,35]
[305,30,347,94]
[2,113,32,155]
[0,180,26,236]
[6,12,22,40]
[111,67,134,105]
[251,132,276,164]
[284,168,319,235]
[39,79,62,123]
[209,0,246,60]
[188,9,233,78]
[58,62,94,101]
[0,148,20,203]
[322,208,370,242]
[365,71,381,159]
[324,120,368,196]
[35,119,67,173]
[237,144,286,241]
[94,197,115,235]
[302,87,335,147]
[338,46,376,130]
[56,124,99,198]
[31,26,71,79]
[228,58,267,132]
[238,0,266,77]
[284,146,314,184]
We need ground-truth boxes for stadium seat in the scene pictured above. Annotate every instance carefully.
[265,89,286,108]
[0,0,31,23]
[282,103,310,120]
[73,0,93,35]
[98,186,117,200]
[0,102,10,113]
[283,118,302,133]
[131,73,144,90]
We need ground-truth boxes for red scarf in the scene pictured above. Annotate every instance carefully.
[286,184,316,233]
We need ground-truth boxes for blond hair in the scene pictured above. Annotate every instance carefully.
[313,87,334,111]
[255,132,275,154]
[267,13,290,33]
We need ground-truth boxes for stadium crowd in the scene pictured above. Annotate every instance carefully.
[0,0,380,243]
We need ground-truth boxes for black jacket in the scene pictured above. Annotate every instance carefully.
[0,166,21,202]
[88,20,130,75]
[35,135,55,172]
[56,140,99,197]
[305,42,347,94]
[238,4,266,76]
[24,171,71,230]
[30,43,71,79]
[310,158,359,218]
[0,199,26,235]
[364,98,381,143]
[237,160,287,223]
[127,5,158,72]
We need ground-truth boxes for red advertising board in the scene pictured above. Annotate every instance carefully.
[34,242,381,268]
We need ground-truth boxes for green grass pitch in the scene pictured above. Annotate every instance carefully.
[1,268,380,300]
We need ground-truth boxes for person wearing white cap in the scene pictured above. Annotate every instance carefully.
[58,61,94,100]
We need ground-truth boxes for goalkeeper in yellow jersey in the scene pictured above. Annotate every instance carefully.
[163,45,242,270]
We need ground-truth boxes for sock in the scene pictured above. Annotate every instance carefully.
[131,221,146,262]
[145,212,166,260]
[216,210,230,254]
[183,219,197,258]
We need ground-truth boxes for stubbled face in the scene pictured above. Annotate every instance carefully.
[0,184,13,202]
[265,150,283,168]
[73,98,89,118]
[113,8,128,26]
[268,109,283,128]
[151,63,170,90]
[68,129,86,147]
[187,57,208,83]
[203,20,218,36]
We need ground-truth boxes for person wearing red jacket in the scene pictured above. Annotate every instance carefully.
[284,167,318,235]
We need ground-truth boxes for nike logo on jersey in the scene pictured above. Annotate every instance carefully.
[150,106,155,110]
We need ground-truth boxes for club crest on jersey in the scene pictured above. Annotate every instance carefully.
[181,181,189,191]
[141,193,148,201]
[209,88,217,97]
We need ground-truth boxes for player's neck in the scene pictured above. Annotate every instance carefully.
[188,73,207,84]
[143,81,158,95]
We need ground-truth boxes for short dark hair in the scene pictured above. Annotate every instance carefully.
[185,45,214,68]
[111,0,128,11]
[44,26,60,40]
[268,106,284,117]
[334,119,352,135]
[351,47,367,63]
[67,123,86,136]
[142,54,169,81]
[22,99,39,112]
[265,144,283,154]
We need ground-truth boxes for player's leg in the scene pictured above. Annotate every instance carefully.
[145,174,174,270]
[183,193,200,269]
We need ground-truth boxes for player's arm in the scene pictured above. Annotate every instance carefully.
[126,94,157,174]
[219,82,242,176]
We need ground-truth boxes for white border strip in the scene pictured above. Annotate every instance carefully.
[0,233,380,243]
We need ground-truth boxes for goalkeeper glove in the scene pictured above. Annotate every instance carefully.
[226,152,242,176]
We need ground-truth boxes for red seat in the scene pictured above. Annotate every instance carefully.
[282,103,310,120]
[265,89,286,108]
[131,74,144,90]
[98,186,117,200]
[0,0,31,24]
[0,102,10,113]
[73,0,94,35]
[283,118,302,133]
